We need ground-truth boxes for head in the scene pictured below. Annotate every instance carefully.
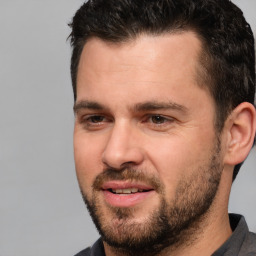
[69,0,255,181]
[69,0,256,254]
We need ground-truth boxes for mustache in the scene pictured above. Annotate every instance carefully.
[92,167,163,193]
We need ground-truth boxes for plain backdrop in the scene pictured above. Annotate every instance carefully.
[0,1,255,255]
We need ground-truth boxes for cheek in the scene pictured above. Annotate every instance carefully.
[145,131,215,197]
[73,131,105,194]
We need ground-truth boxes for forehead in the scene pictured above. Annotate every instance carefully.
[77,32,202,80]
[76,32,212,111]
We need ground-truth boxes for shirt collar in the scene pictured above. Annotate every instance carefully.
[212,214,248,256]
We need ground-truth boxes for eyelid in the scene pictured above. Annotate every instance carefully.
[82,114,111,122]
[77,113,113,130]
[77,112,176,131]
[142,114,175,128]
[144,114,174,121]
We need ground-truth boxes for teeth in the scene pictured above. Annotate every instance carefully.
[123,189,132,194]
[112,188,139,194]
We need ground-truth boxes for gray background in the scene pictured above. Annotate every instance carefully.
[0,1,255,255]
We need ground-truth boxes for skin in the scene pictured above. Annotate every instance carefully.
[73,32,256,256]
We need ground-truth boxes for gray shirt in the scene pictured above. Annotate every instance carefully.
[213,214,256,256]
[75,214,256,256]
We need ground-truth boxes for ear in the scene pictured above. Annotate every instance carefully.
[223,102,256,166]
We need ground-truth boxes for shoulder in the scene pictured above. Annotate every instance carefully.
[240,231,256,255]
[74,247,91,256]
[74,238,105,256]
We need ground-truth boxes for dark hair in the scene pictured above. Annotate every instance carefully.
[69,0,255,181]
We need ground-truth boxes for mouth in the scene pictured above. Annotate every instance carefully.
[101,181,155,207]
[107,187,152,194]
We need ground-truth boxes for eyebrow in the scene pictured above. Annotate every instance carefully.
[74,100,188,114]
[73,100,108,113]
[132,101,188,113]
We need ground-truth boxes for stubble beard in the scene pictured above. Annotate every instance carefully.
[80,140,223,256]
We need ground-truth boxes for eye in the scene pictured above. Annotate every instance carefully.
[88,115,105,123]
[79,114,112,130]
[150,115,167,124]
[142,114,175,131]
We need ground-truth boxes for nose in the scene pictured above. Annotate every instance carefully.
[102,122,144,169]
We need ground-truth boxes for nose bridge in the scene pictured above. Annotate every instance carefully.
[102,120,144,169]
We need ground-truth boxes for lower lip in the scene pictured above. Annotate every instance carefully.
[102,190,155,207]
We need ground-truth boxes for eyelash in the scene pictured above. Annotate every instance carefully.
[79,114,174,130]
[145,115,172,125]
[80,115,110,127]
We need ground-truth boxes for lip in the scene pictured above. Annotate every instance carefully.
[102,181,154,191]
[101,181,155,208]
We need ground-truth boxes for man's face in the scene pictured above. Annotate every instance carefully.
[74,32,223,253]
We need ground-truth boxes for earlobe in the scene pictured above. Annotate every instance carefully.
[224,102,256,166]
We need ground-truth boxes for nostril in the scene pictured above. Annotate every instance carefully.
[120,161,136,168]
[102,140,145,169]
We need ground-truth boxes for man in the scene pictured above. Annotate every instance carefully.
[69,0,256,255]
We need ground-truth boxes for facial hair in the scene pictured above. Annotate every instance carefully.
[80,140,223,256]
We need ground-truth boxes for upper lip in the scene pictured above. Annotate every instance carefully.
[101,181,154,191]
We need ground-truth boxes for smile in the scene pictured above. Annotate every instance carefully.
[110,188,151,194]
[101,181,155,207]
